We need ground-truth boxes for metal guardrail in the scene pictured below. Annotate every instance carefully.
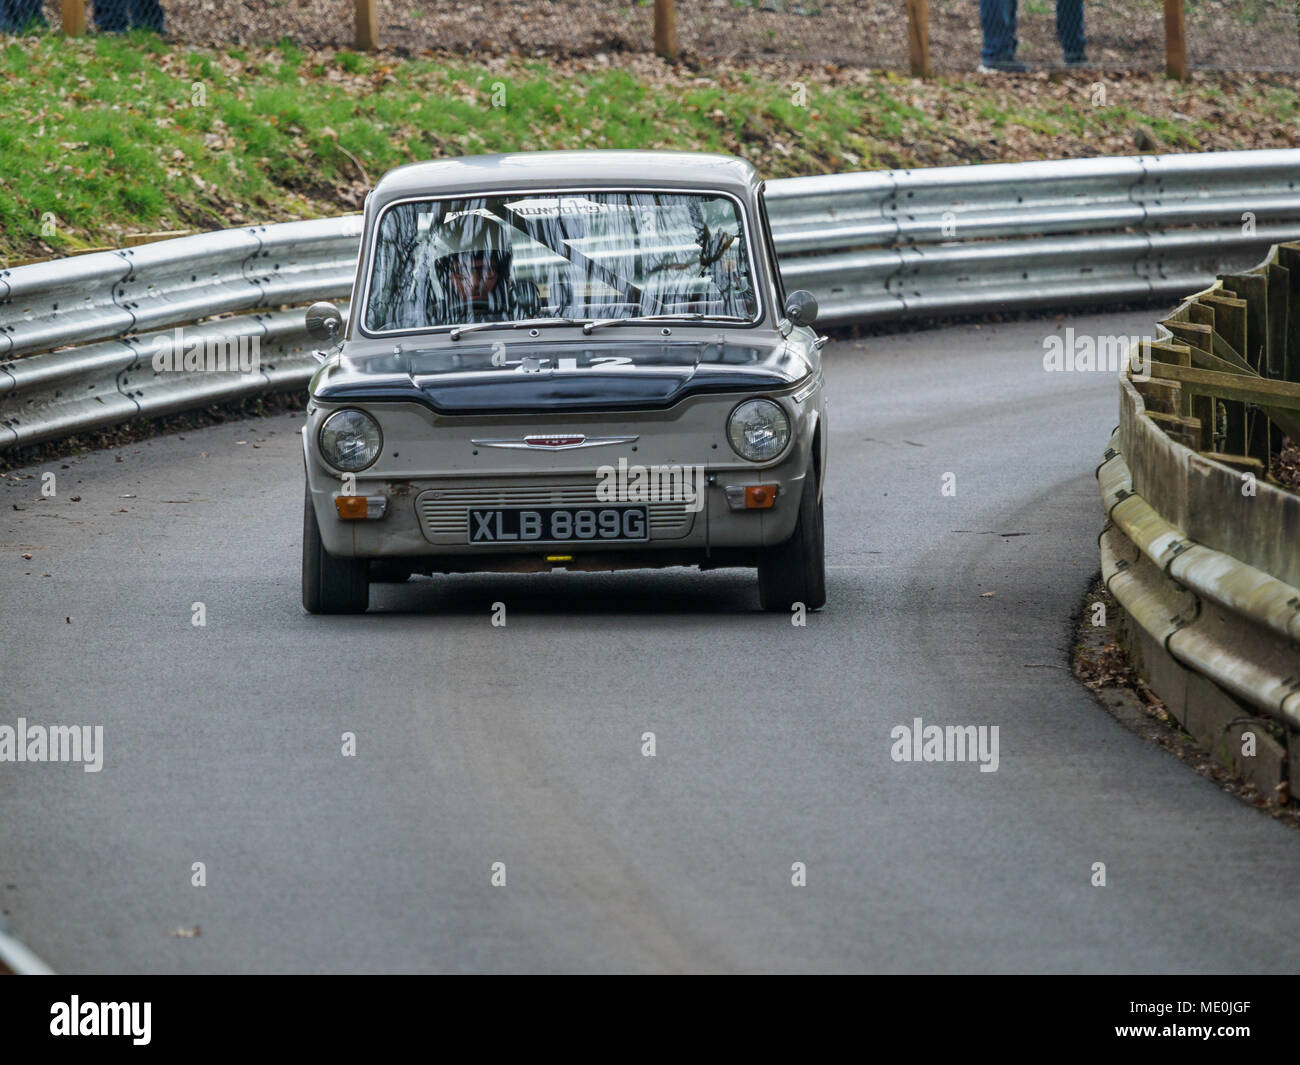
[770,150,1300,320]
[4,150,1300,451]
[1097,244,1300,796]
[0,218,363,449]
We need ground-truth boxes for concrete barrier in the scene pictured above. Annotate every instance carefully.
[1099,241,1300,799]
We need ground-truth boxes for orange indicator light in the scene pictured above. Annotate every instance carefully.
[335,496,369,519]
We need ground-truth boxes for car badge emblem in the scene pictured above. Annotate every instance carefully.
[525,434,585,448]
[470,434,639,450]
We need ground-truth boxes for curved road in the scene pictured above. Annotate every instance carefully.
[3,311,1299,973]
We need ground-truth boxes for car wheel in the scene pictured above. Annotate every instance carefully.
[302,483,370,614]
[757,467,826,612]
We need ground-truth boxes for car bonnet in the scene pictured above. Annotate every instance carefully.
[310,336,812,414]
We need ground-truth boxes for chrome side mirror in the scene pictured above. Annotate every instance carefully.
[784,290,819,327]
[305,301,344,343]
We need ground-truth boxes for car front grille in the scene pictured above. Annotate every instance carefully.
[415,482,696,545]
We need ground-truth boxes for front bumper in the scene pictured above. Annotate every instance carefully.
[302,391,821,564]
[306,464,808,560]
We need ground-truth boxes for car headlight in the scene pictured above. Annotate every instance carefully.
[319,409,382,471]
[727,398,791,462]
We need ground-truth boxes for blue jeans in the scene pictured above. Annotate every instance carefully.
[0,0,45,31]
[93,0,165,33]
[979,0,1085,64]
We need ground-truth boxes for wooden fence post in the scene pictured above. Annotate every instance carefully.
[654,0,678,59]
[906,0,931,79]
[355,0,379,51]
[1164,0,1187,80]
[61,0,87,36]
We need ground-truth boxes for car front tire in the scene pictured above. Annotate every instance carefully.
[757,468,826,612]
[302,483,370,614]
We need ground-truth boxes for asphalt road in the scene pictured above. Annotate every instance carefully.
[4,311,1300,974]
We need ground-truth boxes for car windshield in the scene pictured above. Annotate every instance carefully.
[363,190,760,333]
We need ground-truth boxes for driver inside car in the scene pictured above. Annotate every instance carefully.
[433,212,540,324]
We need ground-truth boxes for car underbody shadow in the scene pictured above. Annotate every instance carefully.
[365,568,766,616]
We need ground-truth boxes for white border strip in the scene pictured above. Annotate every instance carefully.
[0,919,55,975]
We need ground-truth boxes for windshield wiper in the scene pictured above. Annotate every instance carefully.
[581,313,749,335]
[449,317,582,341]
[450,313,748,339]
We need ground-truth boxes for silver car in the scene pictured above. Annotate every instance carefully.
[301,150,828,613]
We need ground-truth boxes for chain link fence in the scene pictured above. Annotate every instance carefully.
[5,0,1299,72]
[1186,0,1300,70]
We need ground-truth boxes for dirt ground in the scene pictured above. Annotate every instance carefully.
[1275,439,1300,490]
[38,0,1300,72]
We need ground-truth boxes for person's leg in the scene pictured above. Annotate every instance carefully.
[93,0,128,32]
[130,0,165,33]
[979,0,1017,65]
[8,0,46,30]
[1057,0,1085,62]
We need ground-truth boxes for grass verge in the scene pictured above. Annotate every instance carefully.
[1,32,1298,262]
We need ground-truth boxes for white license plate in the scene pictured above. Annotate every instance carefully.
[467,505,649,544]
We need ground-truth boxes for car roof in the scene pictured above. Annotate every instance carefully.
[369,150,762,205]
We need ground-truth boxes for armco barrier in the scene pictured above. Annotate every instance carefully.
[1098,241,1300,797]
[5,150,1300,451]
